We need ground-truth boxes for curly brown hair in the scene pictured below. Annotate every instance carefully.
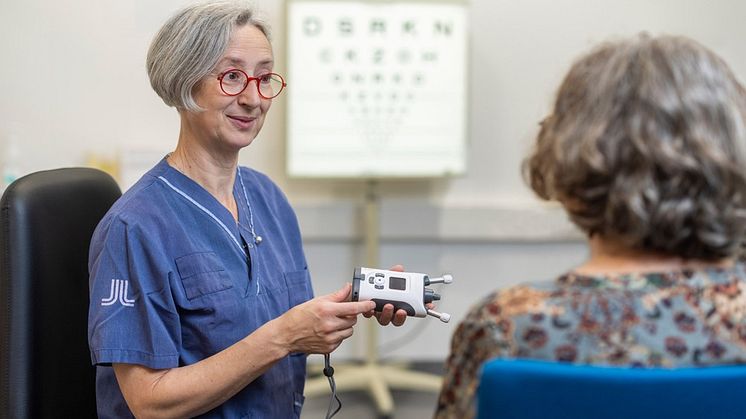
[525,34,746,259]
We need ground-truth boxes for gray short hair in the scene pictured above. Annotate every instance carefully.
[525,34,746,259]
[146,1,271,111]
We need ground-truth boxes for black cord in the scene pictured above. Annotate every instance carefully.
[324,353,342,419]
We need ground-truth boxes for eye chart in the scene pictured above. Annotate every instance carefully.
[286,0,468,178]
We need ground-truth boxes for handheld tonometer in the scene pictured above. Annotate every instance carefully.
[323,267,453,418]
[351,267,453,322]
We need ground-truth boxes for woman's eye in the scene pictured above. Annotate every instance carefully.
[226,71,241,81]
[259,74,272,84]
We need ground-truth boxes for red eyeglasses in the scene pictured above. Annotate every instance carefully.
[217,69,287,99]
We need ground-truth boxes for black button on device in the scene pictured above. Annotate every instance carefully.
[375,273,385,277]
[369,276,375,284]
[375,285,384,290]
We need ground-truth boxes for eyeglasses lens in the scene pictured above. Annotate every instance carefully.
[221,71,247,95]
[258,74,284,99]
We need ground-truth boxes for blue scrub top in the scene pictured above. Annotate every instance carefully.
[88,158,314,418]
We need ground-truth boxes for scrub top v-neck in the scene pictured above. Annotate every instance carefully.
[88,158,314,418]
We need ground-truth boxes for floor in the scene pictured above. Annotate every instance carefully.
[301,362,442,419]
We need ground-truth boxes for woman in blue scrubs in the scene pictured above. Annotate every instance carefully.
[87,2,408,417]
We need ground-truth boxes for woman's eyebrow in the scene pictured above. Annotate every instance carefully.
[255,58,275,68]
[218,57,247,68]
[218,56,274,69]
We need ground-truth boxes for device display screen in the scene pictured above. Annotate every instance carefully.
[389,276,406,291]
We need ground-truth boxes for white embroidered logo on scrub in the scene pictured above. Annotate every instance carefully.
[101,279,136,307]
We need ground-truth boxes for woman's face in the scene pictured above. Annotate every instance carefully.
[182,24,274,154]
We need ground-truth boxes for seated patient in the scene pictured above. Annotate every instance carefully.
[435,34,746,418]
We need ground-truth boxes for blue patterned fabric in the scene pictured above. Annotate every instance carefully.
[436,264,746,418]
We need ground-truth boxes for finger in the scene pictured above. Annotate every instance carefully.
[329,315,358,330]
[314,316,357,341]
[332,300,376,316]
[426,303,436,309]
[321,282,352,303]
[331,326,355,342]
[317,338,345,355]
[377,304,395,325]
[389,264,404,272]
[391,309,408,327]
[325,328,355,350]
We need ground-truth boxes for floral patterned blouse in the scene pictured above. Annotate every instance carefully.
[434,264,746,419]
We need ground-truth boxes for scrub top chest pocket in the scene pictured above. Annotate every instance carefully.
[175,252,234,300]
[284,269,313,308]
[173,251,252,356]
[258,268,313,312]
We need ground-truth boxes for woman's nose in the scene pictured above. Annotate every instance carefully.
[237,81,262,107]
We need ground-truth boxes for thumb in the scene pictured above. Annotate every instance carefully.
[322,282,352,302]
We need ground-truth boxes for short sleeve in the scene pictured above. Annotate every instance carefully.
[88,215,181,369]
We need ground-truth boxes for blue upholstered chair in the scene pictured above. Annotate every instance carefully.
[476,358,746,419]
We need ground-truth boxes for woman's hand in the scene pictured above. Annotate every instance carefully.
[275,283,375,354]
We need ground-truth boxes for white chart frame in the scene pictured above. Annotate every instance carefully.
[286,0,469,178]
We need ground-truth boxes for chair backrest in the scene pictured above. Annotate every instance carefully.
[0,168,121,418]
[477,358,746,419]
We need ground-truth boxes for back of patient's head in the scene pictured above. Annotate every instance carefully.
[526,34,746,260]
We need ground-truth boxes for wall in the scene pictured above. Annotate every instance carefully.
[1,0,744,360]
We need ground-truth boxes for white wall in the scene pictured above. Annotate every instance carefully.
[2,0,745,360]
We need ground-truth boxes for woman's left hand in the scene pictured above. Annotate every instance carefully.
[362,264,435,326]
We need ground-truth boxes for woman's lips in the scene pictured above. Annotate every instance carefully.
[227,115,256,129]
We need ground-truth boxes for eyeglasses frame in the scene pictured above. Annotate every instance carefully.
[216,68,287,99]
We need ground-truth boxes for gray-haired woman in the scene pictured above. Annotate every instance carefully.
[436,34,746,419]
[87,2,409,417]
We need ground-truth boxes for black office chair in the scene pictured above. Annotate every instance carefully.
[0,168,121,418]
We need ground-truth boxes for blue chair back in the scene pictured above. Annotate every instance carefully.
[477,358,746,419]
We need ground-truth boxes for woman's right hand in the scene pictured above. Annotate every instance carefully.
[274,283,375,354]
